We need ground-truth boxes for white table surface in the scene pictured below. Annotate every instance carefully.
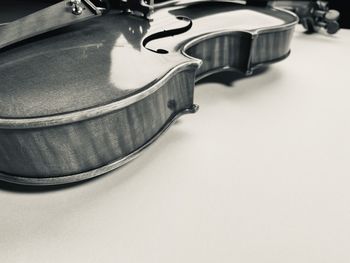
[1,26,350,263]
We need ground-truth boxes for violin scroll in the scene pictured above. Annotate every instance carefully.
[300,1,340,34]
[270,1,340,34]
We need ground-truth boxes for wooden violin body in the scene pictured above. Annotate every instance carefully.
[0,0,298,185]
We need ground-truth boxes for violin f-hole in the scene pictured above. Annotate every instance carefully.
[142,16,193,54]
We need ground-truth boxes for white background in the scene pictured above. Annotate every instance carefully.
[0,26,349,263]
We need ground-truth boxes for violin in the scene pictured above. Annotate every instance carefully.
[0,0,315,185]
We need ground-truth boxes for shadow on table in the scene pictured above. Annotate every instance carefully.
[197,66,269,86]
[0,176,103,193]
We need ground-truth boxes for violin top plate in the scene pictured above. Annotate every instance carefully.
[0,1,297,120]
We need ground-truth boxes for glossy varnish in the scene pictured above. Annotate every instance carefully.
[0,69,196,177]
[0,1,298,185]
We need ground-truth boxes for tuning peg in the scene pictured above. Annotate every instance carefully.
[314,9,340,22]
[326,20,340,34]
[273,0,340,35]
[316,20,339,34]
[315,9,340,34]
[325,9,340,22]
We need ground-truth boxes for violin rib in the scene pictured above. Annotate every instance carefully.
[0,1,298,185]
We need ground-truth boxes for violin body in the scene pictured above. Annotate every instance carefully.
[0,1,297,185]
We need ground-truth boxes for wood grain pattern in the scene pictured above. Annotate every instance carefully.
[186,32,252,78]
[0,1,298,184]
[0,69,196,177]
[251,28,295,66]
